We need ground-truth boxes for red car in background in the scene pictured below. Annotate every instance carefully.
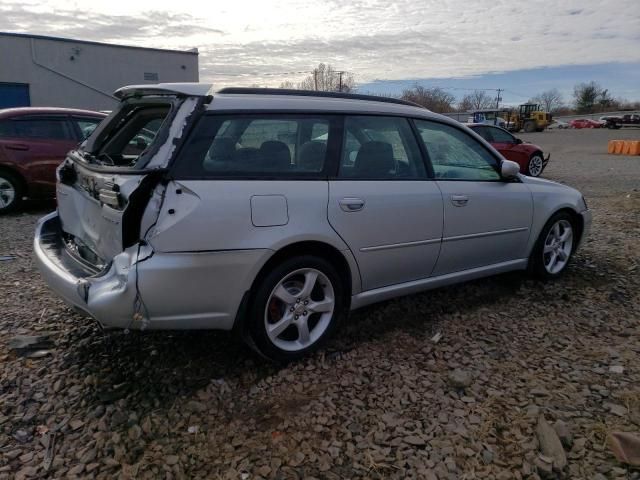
[569,118,603,129]
[0,107,106,213]
[468,124,550,177]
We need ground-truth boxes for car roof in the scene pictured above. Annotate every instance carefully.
[208,90,455,124]
[0,107,107,119]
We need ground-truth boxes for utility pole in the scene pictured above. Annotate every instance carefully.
[337,71,345,92]
[494,88,503,125]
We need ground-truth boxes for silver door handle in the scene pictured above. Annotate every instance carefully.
[339,197,365,212]
[451,195,469,207]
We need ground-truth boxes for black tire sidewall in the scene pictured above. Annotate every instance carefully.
[0,171,23,214]
[530,212,576,279]
[247,255,347,362]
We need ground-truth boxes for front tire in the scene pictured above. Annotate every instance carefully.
[527,154,545,177]
[529,212,576,279]
[0,171,23,214]
[247,255,347,362]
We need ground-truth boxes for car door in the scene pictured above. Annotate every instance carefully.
[327,115,443,291]
[414,119,533,276]
[4,115,77,196]
[484,126,529,168]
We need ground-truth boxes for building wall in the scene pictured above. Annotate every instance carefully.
[0,34,199,110]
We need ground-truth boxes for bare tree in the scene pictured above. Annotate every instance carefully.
[295,63,355,92]
[400,85,455,113]
[457,90,496,111]
[531,88,563,112]
[279,81,296,89]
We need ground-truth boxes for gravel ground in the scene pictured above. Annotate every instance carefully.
[1,128,639,479]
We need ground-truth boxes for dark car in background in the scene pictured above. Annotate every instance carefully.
[467,124,550,177]
[0,107,106,213]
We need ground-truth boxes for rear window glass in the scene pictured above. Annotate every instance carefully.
[174,115,335,178]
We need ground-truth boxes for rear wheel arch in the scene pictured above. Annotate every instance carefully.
[251,241,353,303]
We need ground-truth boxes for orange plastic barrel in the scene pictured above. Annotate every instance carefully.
[628,140,640,156]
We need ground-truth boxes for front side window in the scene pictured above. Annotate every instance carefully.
[339,116,426,179]
[488,127,515,143]
[174,115,333,177]
[3,117,73,140]
[415,120,500,181]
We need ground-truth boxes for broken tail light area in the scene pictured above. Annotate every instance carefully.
[34,212,146,329]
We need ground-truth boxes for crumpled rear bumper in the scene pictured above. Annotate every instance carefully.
[34,212,137,328]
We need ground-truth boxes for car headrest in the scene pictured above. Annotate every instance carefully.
[298,141,327,171]
[259,140,291,171]
[354,141,395,177]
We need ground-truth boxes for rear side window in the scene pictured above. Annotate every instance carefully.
[174,115,334,178]
[414,120,500,181]
[339,116,426,179]
[0,117,73,140]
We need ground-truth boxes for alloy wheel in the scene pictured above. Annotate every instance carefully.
[528,155,544,177]
[543,219,573,274]
[0,176,16,209]
[264,268,335,352]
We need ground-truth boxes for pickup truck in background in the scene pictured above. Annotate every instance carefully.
[604,114,640,129]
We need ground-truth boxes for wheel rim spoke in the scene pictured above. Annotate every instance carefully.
[268,311,294,338]
[297,319,310,344]
[299,270,318,298]
[308,298,333,313]
[543,244,555,254]
[273,284,297,304]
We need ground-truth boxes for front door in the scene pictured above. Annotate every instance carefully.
[413,119,533,276]
[328,115,443,291]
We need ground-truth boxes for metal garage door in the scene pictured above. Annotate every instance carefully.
[0,83,30,108]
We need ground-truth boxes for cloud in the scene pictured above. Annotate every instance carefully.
[0,0,638,88]
[0,3,223,50]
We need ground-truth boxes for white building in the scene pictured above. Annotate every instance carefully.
[0,32,199,111]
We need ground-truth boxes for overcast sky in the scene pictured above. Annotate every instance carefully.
[1,0,639,99]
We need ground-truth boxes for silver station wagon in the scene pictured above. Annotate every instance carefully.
[35,84,591,361]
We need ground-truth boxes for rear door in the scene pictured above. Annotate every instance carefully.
[0,115,77,196]
[327,115,443,291]
[161,113,337,251]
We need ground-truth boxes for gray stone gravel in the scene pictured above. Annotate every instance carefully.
[1,129,639,479]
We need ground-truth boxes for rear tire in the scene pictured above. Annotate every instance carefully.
[247,255,347,362]
[529,212,576,279]
[523,121,536,133]
[0,170,23,214]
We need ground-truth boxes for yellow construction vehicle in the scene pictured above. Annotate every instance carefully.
[505,104,552,133]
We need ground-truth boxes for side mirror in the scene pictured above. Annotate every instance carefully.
[515,138,523,145]
[501,160,520,179]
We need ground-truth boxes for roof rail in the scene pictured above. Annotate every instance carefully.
[216,87,424,108]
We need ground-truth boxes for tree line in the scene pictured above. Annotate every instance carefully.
[279,64,639,115]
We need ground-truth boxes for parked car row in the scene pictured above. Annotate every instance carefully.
[32,84,591,361]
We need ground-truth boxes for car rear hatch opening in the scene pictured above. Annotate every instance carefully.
[55,84,212,268]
